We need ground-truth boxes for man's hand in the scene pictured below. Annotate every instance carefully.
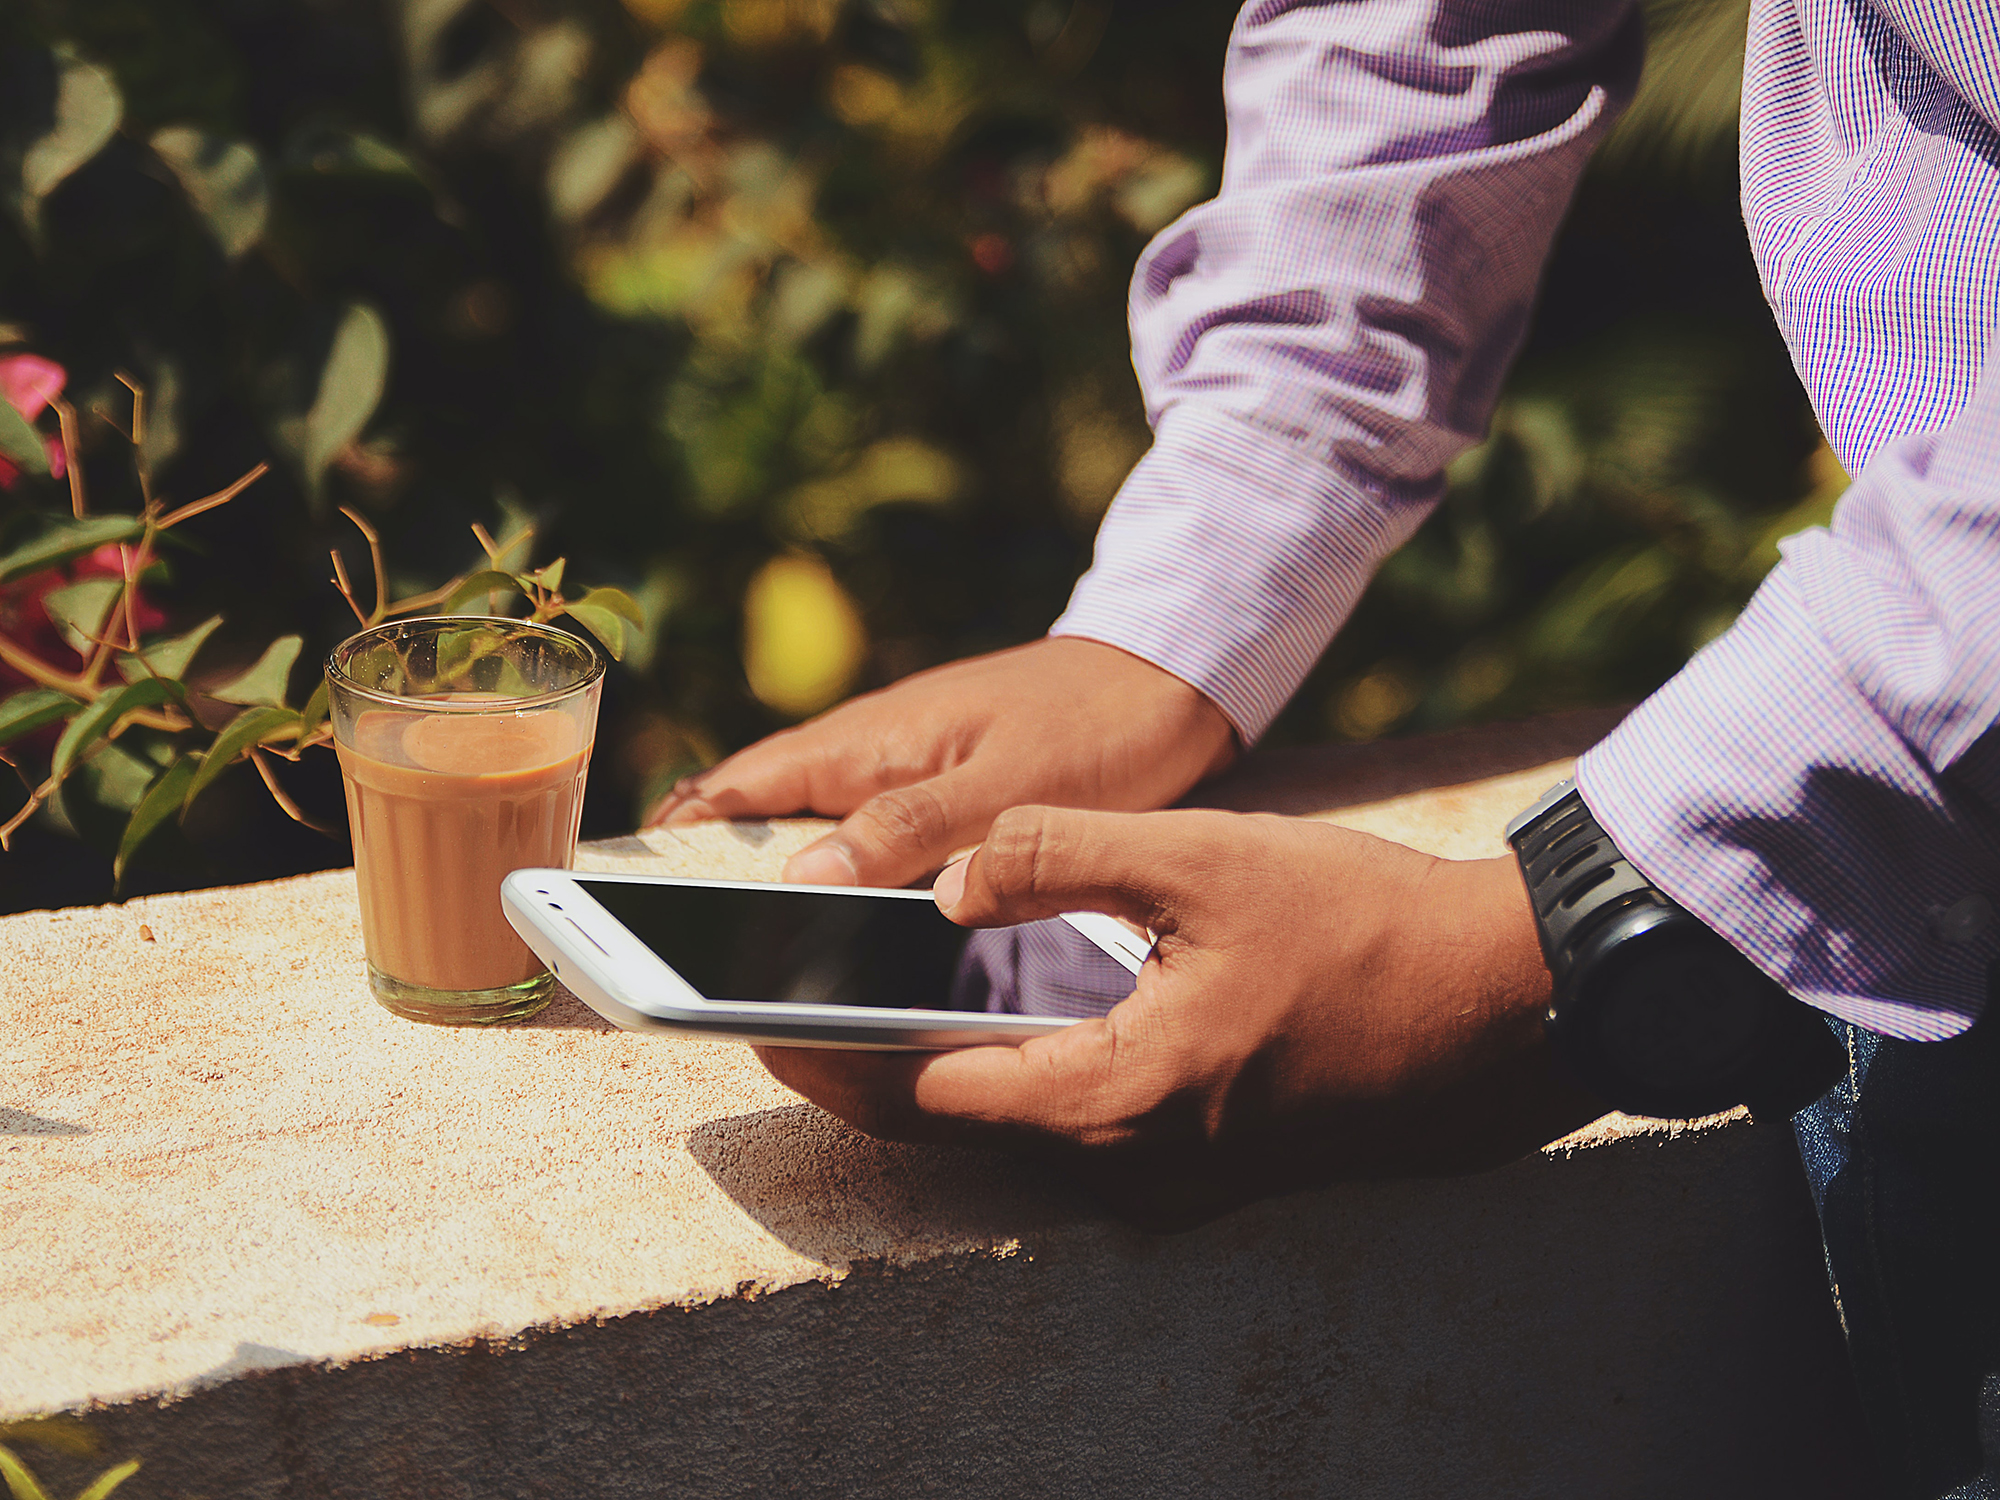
[647,638,1239,890]
[755,806,1607,1229]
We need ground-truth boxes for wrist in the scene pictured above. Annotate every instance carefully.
[1440,854,1555,1025]
[1044,635,1241,780]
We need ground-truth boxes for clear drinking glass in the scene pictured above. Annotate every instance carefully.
[327,617,604,1025]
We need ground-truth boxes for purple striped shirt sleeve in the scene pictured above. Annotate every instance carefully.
[1051,0,1643,740]
[1578,339,2000,1042]
[1047,0,1999,1041]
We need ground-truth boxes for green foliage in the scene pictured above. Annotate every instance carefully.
[0,391,50,477]
[0,1441,138,1500]
[0,687,73,743]
[183,706,298,808]
[211,634,302,708]
[117,613,220,681]
[17,50,120,218]
[51,676,181,782]
[1600,0,1751,175]
[565,584,645,660]
[115,749,194,881]
[0,394,634,888]
[0,0,1821,897]
[149,125,267,257]
[300,304,389,503]
[0,517,139,584]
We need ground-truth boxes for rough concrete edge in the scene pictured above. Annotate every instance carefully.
[1546,1106,1750,1155]
[30,1108,1756,1426]
[22,1241,1048,1420]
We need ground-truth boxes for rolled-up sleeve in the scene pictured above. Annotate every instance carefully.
[1052,0,1644,740]
[1576,339,2000,1041]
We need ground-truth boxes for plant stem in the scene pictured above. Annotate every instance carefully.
[337,507,388,623]
[0,634,89,696]
[251,749,336,835]
[51,397,86,518]
[0,774,56,848]
[155,463,269,529]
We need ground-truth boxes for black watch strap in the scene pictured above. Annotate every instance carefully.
[1506,781,1845,1120]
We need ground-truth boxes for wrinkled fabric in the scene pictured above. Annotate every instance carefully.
[1050,0,2000,1039]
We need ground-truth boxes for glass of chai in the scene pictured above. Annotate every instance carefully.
[327,617,604,1025]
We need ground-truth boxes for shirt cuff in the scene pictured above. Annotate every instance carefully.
[1575,565,1999,1042]
[1050,407,1435,742]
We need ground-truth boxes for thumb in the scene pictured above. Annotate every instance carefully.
[940,805,1201,936]
[782,767,993,889]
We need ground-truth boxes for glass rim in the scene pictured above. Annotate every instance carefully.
[325,614,607,714]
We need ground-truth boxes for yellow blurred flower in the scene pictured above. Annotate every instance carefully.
[743,554,867,717]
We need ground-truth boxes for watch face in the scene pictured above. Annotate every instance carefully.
[1590,929,1766,1097]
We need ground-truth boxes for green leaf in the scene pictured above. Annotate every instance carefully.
[0,393,49,478]
[0,1419,97,1460]
[41,577,121,655]
[529,556,565,594]
[182,706,296,810]
[211,635,302,708]
[303,303,389,497]
[431,621,505,687]
[119,615,223,683]
[548,114,640,225]
[115,756,196,884]
[136,359,183,474]
[21,53,122,201]
[74,1459,141,1500]
[296,678,330,739]
[151,127,268,258]
[287,126,428,185]
[50,679,183,785]
[0,515,142,585]
[560,601,627,661]
[563,587,644,660]
[0,1443,54,1500]
[570,585,644,627]
[0,688,75,744]
[443,570,522,613]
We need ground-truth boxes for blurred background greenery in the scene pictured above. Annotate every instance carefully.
[0,0,1830,912]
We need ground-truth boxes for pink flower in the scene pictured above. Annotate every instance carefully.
[0,353,69,488]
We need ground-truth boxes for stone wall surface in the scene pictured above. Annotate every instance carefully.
[1,710,1879,1496]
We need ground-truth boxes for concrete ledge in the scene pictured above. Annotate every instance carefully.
[2,714,1876,1496]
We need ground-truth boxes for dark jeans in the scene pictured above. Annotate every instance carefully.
[1795,1003,2000,1498]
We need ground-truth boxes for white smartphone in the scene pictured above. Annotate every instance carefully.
[500,869,1153,1049]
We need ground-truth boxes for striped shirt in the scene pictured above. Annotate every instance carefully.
[1049,0,2000,1041]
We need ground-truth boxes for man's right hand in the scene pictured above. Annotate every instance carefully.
[647,637,1240,890]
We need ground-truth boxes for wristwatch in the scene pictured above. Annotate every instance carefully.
[1504,780,1845,1120]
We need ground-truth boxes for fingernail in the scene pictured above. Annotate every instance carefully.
[932,856,969,914]
[785,843,859,886]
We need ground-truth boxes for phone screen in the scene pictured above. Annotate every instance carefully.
[576,877,992,1011]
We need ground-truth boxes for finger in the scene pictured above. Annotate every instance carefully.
[753,1045,942,1139]
[755,996,1161,1149]
[782,766,1000,888]
[942,805,1218,935]
[650,725,883,828]
[644,772,715,826]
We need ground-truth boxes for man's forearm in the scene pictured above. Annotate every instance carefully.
[1053,0,1644,741]
[1577,334,2000,1041]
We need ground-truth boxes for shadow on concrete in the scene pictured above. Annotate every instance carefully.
[684,1102,1094,1269]
[0,1106,89,1136]
[1193,703,1626,815]
[190,1342,312,1386]
[516,983,619,1032]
